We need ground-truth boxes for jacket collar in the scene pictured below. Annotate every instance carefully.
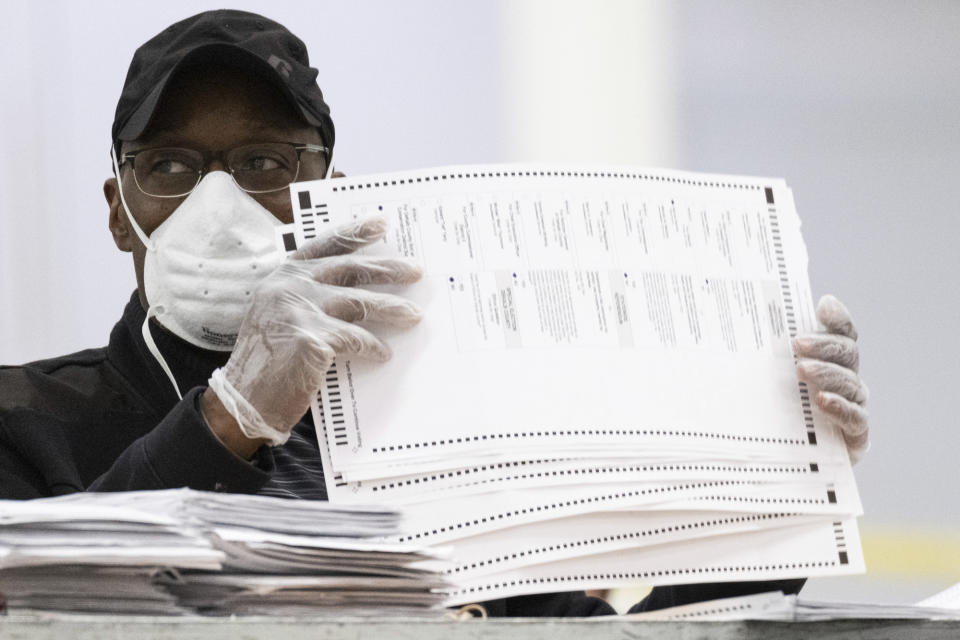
[106,291,230,417]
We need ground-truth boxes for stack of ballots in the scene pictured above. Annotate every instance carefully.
[0,488,447,615]
[285,163,866,606]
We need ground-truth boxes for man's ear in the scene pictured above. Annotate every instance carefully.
[104,177,133,252]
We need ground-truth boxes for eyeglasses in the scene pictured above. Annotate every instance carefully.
[119,142,329,197]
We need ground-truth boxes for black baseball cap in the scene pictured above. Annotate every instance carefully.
[111,9,334,156]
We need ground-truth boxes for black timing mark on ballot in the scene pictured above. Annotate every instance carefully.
[315,390,350,488]
[768,195,818,447]
[327,170,769,193]
[833,521,850,565]
[324,362,348,447]
[297,189,330,230]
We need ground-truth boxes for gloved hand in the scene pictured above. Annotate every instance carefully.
[792,295,869,463]
[206,216,422,449]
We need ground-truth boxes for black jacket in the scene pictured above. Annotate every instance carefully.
[0,292,803,614]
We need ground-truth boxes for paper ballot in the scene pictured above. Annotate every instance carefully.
[286,164,864,605]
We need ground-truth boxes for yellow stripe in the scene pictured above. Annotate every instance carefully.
[861,527,960,577]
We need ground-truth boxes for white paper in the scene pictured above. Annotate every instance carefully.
[441,510,824,580]
[917,582,960,609]
[624,591,795,620]
[445,517,864,606]
[290,166,842,471]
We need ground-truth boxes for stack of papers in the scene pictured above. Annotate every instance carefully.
[0,489,446,615]
[286,164,866,606]
[0,496,217,614]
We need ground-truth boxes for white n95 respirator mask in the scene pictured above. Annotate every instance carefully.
[110,153,281,397]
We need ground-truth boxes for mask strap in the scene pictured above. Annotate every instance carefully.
[113,146,180,398]
[111,146,154,250]
[141,306,183,401]
[325,149,335,180]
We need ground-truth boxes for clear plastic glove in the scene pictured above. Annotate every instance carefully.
[207,217,422,447]
[792,295,869,463]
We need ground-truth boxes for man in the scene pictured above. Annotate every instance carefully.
[0,9,869,615]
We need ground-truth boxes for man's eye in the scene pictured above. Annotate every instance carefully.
[151,159,195,174]
[239,155,283,171]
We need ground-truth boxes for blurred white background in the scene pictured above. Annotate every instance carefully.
[1,0,957,606]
